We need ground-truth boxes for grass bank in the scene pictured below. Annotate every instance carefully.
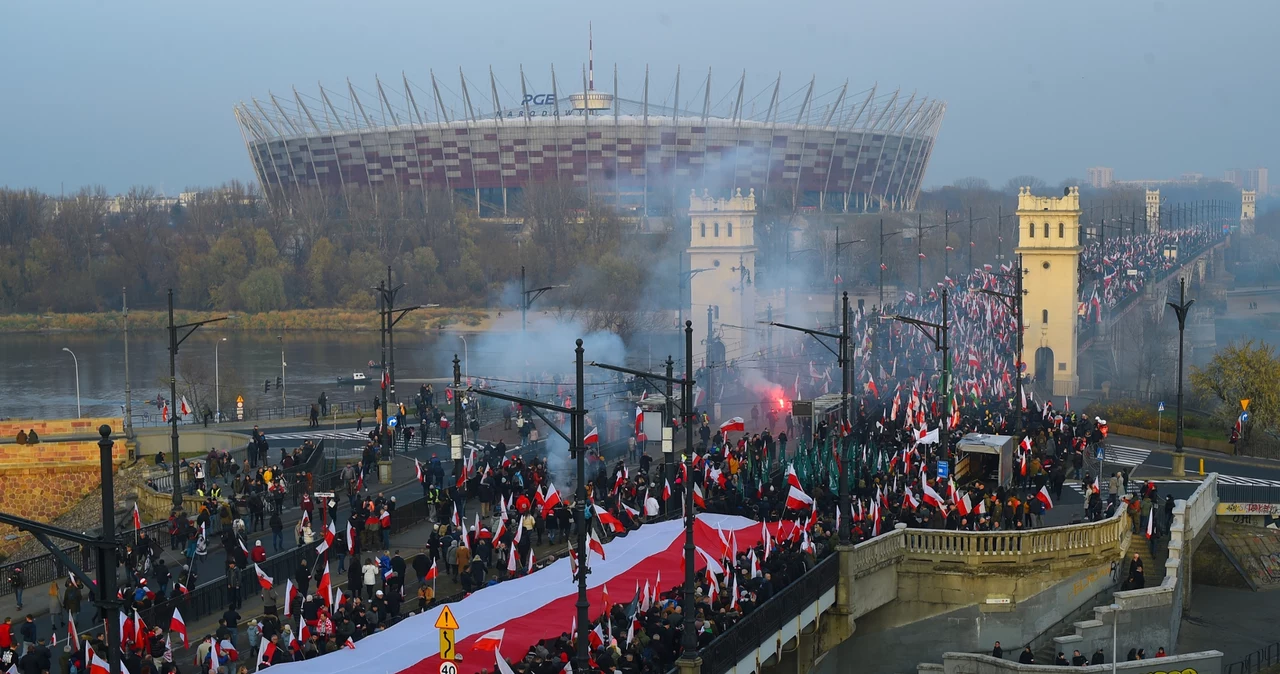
[0,308,490,333]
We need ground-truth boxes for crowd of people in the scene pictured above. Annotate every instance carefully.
[1077,225,1225,326]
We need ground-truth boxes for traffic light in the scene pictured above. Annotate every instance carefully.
[265,379,271,392]
[277,376,283,388]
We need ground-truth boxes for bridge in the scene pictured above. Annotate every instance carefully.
[682,475,1221,674]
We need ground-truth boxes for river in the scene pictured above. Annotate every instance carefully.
[0,331,467,423]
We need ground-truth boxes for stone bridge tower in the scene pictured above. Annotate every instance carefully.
[1146,189,1161,232]
[1241,190,1256,235]
[1015,186,1082,397]
[687,188,757,367]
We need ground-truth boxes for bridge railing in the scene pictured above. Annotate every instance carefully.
[902,503,1130,564]
[698,553,840,674]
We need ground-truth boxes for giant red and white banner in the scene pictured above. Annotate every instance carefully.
[266,514,772,674]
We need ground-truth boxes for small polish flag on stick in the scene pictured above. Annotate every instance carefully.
[132,504,142,531]
[583,427,599,445]
[169,607,188,648]
[719,417,745,434]
[253,564,274,590]
[785,485,814,510]
[1035,486,1054,511]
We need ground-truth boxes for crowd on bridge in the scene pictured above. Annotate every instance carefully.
[1076,225,1226,326]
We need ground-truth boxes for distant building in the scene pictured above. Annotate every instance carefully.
[1225,168,1268,195]
[1087,167,1114,189]
[1241,190,1256,235]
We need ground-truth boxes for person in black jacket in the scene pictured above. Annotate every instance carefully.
[1018,646,1036,664]
[991,641,1003,658]
[1053,652,1068,665]
[1091,648,1106,665]
[1072,650,1088,666]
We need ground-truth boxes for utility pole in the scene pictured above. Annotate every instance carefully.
[166,288,228,507]
[975,258,1027,436]
[883,288,951,456]
[767,311,850,540]
[679,320,699,671]
[665,355,676,512]
[1168,277,1193,477]
[967,207,975,274]
[386,266,397,404]
[374,275,430,455]
[573,339,588,674]
[520,265,566,334]
[838,291,851,543]
[278,331,286,408]
[452,354,464,484]
[706,305,715,419]
[123,288,132,438]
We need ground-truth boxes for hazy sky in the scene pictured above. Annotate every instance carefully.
[3,0,1276,195]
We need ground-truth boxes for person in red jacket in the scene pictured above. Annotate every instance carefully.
[0,616,12,650]
[251,540,268,564]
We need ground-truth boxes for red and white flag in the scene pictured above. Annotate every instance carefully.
[132,503,142,531]
[589,531,606,560]
[425,560,438,582]
[583,427,599,445]
[253,564,274,590]
[719,417,745,434]
[593,505,625,533]
[692,483,706,509]
[343,637,356,650]
[662,479,672,501]
[1035,486,1054,511]
[1146,507,1156,539]
[785,485,813,510]
[921,483,944,510]
[169,607,188,648]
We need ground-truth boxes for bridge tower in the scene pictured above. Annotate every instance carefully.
[1241,190,1256,235]
[1015,186,1082,397]
[1146,189,1161,231]
[687,188,757,368]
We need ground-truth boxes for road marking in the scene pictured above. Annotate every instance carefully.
[1096,445,1151,468]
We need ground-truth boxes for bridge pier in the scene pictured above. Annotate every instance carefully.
[676,656,703,674]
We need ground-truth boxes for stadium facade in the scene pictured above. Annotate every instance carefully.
[234,67,944,216]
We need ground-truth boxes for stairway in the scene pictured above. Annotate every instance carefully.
[1034,533,1169,663]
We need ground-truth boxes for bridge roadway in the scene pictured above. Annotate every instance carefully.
[682,475,1220,674]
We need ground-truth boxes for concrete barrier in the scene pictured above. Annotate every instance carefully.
[132,428,250,460]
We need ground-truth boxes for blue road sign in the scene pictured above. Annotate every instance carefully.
[1158,402,1165,412]
[1096,446,1105,460]
[1241,411,1251,423]
[388,417,399,428]
[936,462,950,479]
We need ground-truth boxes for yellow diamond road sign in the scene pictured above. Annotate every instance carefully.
[434,605,459,630]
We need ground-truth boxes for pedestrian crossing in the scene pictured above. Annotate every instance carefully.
[1067,474,1280,497]
[1094,444,1152,468]
[268,428,371,441]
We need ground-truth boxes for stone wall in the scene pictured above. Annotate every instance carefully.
[132,429,249,460]
[0,420,129,559]
[0,417,123,441]
[921,650,1223,674]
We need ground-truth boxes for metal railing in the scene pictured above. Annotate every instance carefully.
[698,554,840,674]
[1226,640,1280,674]
[0,518,170,599]
[1219,483,1280,506]
[129,400,367,427]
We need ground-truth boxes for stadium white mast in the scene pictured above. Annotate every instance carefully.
[588,22,594,91]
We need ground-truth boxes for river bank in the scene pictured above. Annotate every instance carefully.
[0,307,491,333]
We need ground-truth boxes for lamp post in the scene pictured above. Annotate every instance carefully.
[214,338,227,423]
[463,349,587,673]
[972,257,1026,436]
[883,288,951,457]
[123,288,133,437]
[677,264,713,328]
[680,320,699,671]
[1167,277,1194,477]
[832,225,864,324]
[278,333,286,408]
[520,265,568,332]
[766,301,852,543]
[166,288,229,507]
[61,347,81,418]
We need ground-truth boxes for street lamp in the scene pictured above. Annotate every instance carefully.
[277,333,286,408]
[166,288,229,507]
[520,265,568,332]
[832,225,864,322]
[970,257,1027,436]
[882,288,952,457]
[677,261,714,328]
[765,295,852,543]
[876,218,901,307]
[1109,603,1120,674]
[1167,277,1194,477]
[61,347,81,418]
[214,338,227,423]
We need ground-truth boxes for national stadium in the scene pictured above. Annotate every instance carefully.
[234,58,944,217]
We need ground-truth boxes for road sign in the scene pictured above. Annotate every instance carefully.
[236,395,245,421]
[1241,411,1251,423]
[936,462,950,479]
[1241,399,1251,411]
[388,416,399,428]
[439,630,456,663]
[313,492,335,499]
[1158,402,1165,412]
[1096,446,1105,460]
[434,606,459,630]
